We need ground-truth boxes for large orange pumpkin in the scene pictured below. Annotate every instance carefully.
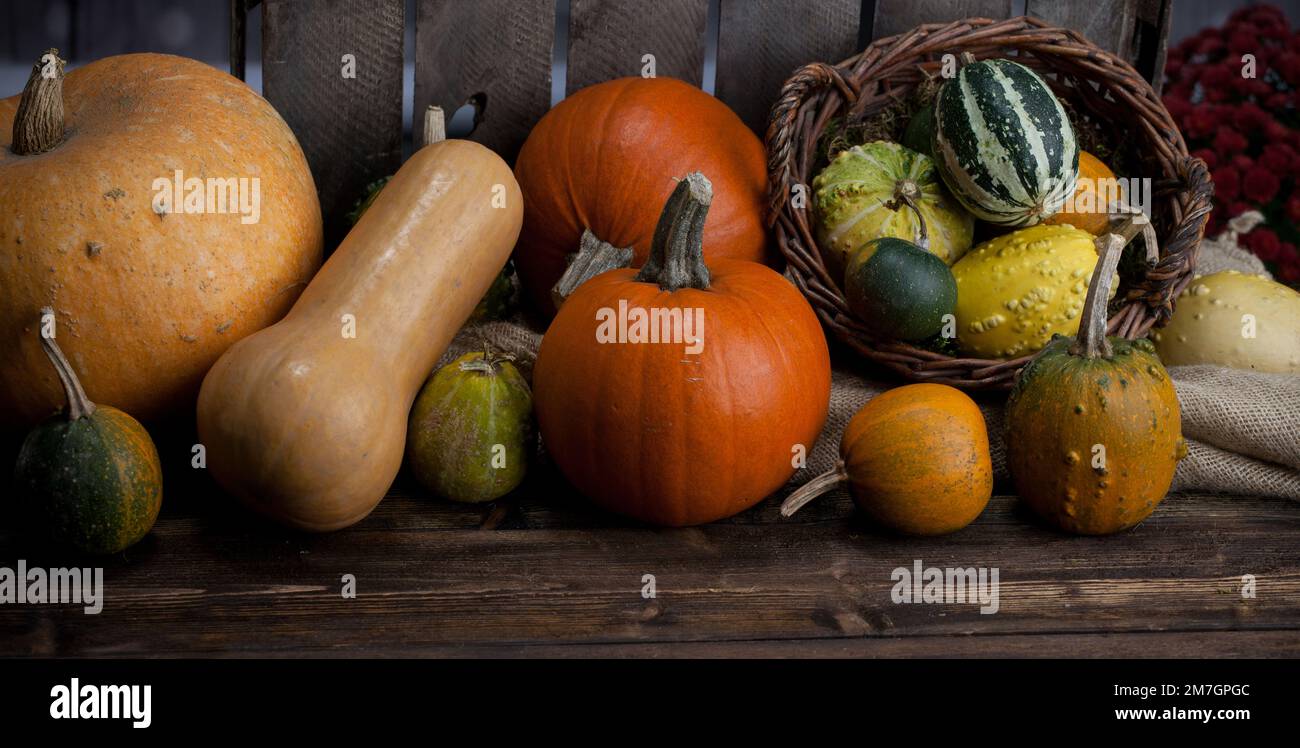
[513,77,769,317]
[0,51,321,431]
[533,173,830,526]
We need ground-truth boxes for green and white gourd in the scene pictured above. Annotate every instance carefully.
[813,141,974,277]
[932,56,1079,227]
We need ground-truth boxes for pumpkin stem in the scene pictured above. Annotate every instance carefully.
[36,307,96,421]
[460,340,515,375]
[11,48,66,156]
[1070,216,1142,359]
[887,178,929,249]
[779,461,849,517]
[636,173,713,292]
[422,105,446,147]
[959,52,978,66]
[551,229,634,310]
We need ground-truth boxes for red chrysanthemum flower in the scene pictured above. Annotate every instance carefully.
[1242,167,1281,203]
[1214,126,1250,155]
[1213,166,1242,202]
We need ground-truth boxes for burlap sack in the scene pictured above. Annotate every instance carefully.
[440,213,1299,501]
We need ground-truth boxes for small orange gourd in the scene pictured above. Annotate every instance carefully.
[1004,224,1187,535]
[781,383,992,535]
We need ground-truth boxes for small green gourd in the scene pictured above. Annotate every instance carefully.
[14,308,163,554]
[844,237,957,342]
[406,347,534,503]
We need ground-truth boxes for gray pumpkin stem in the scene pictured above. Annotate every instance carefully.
[636,172,713,292]
[12,48,65,156]
[37,307,96,421]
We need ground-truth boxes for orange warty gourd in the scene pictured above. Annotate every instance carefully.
[533,173,830,526]
[1005,226,1186,535]
[0,51,322,431]
[1043,151,1117,235]
[196,137,522,532]
[782,383,993,535]
[513,77,770,316]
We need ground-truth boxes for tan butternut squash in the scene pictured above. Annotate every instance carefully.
[196,138,522,531]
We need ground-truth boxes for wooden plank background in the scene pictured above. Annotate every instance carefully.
[715,0,861,133]
[261,0,405,251]
[2,462,1296,657]
[566,0,709,93]
[412,0,555,164]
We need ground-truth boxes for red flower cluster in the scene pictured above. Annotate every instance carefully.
[1164,4,1300,283]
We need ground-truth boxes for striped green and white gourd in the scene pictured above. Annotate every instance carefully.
[932,57,1079,227]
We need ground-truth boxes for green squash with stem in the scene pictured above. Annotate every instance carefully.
[406,346,534,503]
[1005,221,1187,535]
[14,308,163,554]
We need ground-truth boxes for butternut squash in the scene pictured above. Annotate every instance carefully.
[196,139,522,531]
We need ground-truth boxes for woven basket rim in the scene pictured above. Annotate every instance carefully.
[765,15,1214,390]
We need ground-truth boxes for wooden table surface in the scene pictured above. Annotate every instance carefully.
[2,457,1298,658]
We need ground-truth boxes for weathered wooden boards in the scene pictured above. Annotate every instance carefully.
[413,0,554,164]
[866,0,1016,41]
[261,0,404,251]
[567,0,708,93]
[2,459,1297,657]
[715,0,861,133]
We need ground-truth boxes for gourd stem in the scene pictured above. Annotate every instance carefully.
[959,52,978,66]
[459,340,515,375]
[780,461,849,517]
[11,48,65,156]
[1071,216,1140,359]
[37,307,95,421]
[635,173,713,292]
[889,178,929,249]
[423,105,446,147]
[551,229,633,310]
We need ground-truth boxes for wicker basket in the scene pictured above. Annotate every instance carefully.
[765,16,1214,390]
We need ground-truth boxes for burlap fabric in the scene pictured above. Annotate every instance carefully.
[440,213,1299,500]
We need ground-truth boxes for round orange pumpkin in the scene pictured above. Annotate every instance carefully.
[513,77,769,317]
[0,51,322,431]
[782,383,993,535]
[1043,151,1117,235]
[533,173,829,526]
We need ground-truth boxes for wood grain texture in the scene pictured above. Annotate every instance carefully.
[1026,0,1138,60]
[866,0,1015,42]
[1,455,1296,657]
[715,0,861,133]
[413,0,553,164]
[262,0,404,251]
[567,0,708,94]
[1135,0,1174,91]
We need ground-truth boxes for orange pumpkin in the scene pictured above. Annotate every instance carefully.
[0,51,321,430]
[533,173,829,526]
[1043,151,1117,235]
[782,383,993,535]
[1005,227,1186,534]
[513,77,769,316]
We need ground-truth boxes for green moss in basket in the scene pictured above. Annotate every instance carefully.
[916,330,962,357]
[815,77,942,169]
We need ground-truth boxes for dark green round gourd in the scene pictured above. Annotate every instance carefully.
[843,237,957,341]
[14,308,163,554]
[902,102,935,158]
[407,348,534,503]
